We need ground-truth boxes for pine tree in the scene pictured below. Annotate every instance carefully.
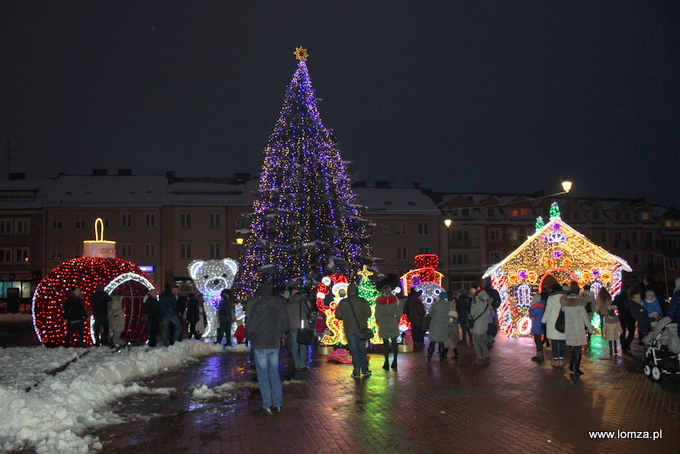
[236,48,375,296]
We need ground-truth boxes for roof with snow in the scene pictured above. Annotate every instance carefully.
[353,187,440,215]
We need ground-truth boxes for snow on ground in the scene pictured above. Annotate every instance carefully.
[0,313,33,323]
[0,340,224,454]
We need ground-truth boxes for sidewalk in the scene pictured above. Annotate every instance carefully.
[86,334,679,454]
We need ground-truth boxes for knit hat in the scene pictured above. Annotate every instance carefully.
[645,290,655,300]
[439,292,448,301]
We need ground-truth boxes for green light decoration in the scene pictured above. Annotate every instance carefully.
[535,216,545,231]
[357,268,381,343]
[549,202,561,220]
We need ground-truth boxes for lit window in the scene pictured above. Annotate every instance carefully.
[520,208,530,216]
[510,209,519,217]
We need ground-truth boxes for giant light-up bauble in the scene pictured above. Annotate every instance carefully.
[32,257,154,348]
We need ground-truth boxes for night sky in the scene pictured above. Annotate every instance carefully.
[1,2,678,206]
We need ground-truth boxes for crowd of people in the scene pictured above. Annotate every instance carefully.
[61,274,680,415]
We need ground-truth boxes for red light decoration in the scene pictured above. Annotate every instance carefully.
[32,257,153,348]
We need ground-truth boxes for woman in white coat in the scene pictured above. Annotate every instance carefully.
[542,283,567,367]
[562,282,593,376]
[108,295,126,348]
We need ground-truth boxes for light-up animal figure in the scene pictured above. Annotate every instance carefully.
[188,258,238,338]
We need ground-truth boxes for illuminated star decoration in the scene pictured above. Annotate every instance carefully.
[294,46,308,60]
[358,265,373,281]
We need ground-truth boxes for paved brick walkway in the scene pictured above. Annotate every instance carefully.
[92,335,679,454]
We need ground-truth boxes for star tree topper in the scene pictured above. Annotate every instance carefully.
[294,46,308,60]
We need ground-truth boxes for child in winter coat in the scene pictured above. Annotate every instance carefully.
[603,305,621,356]
[529,294,546,362]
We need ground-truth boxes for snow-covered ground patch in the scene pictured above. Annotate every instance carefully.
[0,340,224,454]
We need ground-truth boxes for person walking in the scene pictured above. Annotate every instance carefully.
[336,283,372,378]
[405,289,425,347]
[91,284,111,347]
[159,284,182,347]
[375,285,401,370]
[144,289,161,347]
[470,288,492,365]
[63,287,87,347]
[561,282,593,376]
[216,289,235,346]
[542,283,567,367]
[246,282,290,415]
[108,295,126,349]
[285,287,312,371]
[426,292,452,362]
[595,287,613,330]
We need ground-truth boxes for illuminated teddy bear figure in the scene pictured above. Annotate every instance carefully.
[188,258,238,338]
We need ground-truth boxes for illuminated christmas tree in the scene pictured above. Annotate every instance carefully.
[237,47,374,295]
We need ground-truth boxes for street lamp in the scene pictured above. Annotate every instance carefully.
[236,238,244,245]
[561,179,572,194]
[444,219,452,291]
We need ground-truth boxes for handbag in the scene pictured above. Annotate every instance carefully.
[555,307,565,333]
[349,298,373,341]
[296,299,315,345]
[487,323,497,337]
[469,299,489,330]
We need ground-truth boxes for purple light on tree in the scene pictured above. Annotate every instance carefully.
[553,250,563,259]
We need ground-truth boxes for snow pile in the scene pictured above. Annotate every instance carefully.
[191,381,258,400]
[0,340,223,453]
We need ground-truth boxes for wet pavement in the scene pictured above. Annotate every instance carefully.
[82,334,680,454]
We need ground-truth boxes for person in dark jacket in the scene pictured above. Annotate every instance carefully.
[615,287,636,352]
[456,288,472,345]
[405,289,425,347]
[246,282,290,415]
[185,293,202,340]
[144,289,161,347]
[626,291,655,341]
[216,289,235,345]
[336,283,372,378]
[159,284,182,346]
[529,294,546,362]
[171,286,187,342]
[285,288,312,371]
[91,283,111,347]
[63,287,87,347]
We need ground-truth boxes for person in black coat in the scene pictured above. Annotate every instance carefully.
[185,293,201,340]
[91,283,111,346]
[455,289,472,344]
[626,291,655,342]
[615,287,636,352]
[215,289,234,345]
[144,289,162,347]
[63,287,87,347]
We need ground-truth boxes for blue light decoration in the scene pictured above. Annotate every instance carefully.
[515,283,532,307]
[235,48,375,296]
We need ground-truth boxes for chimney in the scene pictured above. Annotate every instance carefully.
[117,169,132,176]
[376,181,390,188]
[93,169,107,176]
[166,170,176,183]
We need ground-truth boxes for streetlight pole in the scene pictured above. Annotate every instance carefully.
[444,218,452,292]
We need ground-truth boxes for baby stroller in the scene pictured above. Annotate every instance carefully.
[642,316,680,381]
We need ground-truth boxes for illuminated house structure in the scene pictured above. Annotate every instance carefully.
[400,254,444,314]
[482,203,632,337]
